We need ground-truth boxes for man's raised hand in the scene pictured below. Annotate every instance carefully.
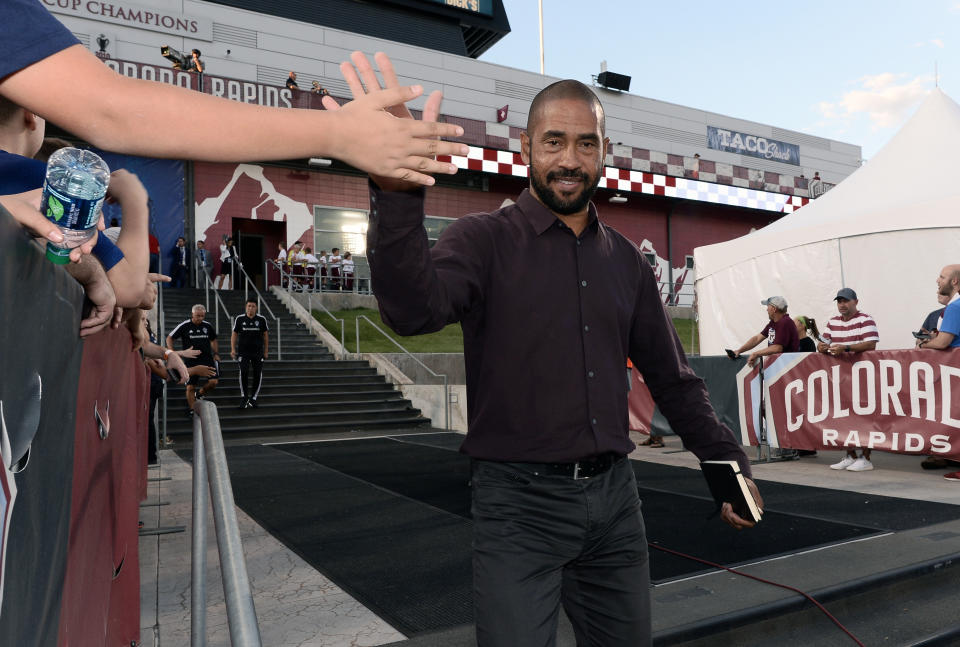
[323,51,465,190]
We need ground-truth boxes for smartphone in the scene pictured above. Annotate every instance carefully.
[912,331,934,340]
[725,349,739,360]
[167,368,182,383]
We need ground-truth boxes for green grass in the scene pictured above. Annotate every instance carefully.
[314,307,700,356]
[673,318,700,356]
[312,308,464,353]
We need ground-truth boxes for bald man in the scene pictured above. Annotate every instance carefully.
[918,264,960,351]
[352,54,761,647]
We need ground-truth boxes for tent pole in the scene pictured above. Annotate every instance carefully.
[837,238,846,287]
[666,204,675,305]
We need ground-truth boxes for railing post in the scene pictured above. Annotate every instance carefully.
[197,401,263,645]
[191,412,208,647]
[161,383,168,448]
[355,316,360,357]
[444,376,449,431]
[275,317,281,360]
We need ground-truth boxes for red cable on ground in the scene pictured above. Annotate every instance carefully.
[649,542,865,647]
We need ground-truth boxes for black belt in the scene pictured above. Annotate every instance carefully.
[513,452,624,480]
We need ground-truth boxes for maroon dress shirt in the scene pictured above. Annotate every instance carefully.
[367,185,751,477]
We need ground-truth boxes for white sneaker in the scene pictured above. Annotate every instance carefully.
[830,456,856,470]
[846,457,874,472]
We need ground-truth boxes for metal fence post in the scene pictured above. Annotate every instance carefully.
[197,401,263,645]
[191,413,208,647]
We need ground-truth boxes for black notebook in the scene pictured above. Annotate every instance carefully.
[700,460,762,523]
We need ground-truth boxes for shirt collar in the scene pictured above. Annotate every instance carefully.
[515,188,599,236]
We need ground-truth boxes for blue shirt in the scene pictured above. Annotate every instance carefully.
[1,0,80,81]
[940,298,960,348]
[0,151,45,194]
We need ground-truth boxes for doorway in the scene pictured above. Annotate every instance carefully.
[233,218,286,290]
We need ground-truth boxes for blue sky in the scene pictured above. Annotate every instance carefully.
[480,0,960,159]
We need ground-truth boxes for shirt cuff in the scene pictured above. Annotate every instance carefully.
[368,179,426,229]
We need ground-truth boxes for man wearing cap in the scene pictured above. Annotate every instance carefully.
[732,295,799,367]
[819,287,880,471]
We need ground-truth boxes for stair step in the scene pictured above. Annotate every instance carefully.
[167,401,418,425]
[167,413,430,435]
[160,288,434,436]
[216,367,379,378]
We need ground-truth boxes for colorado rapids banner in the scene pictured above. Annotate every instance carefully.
[737,350,960,458]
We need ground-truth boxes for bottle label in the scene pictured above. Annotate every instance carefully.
[41,184,105,231]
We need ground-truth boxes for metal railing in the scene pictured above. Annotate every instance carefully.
[191,400,262,646]
[355,314,449,430]
[267,259,371,294]
[157,276,169,447]
[307,291,346,357]
[235,261,282,360]
[204,269,233,335]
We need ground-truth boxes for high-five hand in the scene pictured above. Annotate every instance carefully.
[324,51,457,192]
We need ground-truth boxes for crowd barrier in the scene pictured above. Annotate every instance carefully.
[0,209,146,645]
[739,350,960,457]
[630,356,745,438]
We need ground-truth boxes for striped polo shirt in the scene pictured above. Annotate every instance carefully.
[823,312,880,345]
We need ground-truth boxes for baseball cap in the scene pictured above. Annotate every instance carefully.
[761,296,788,310]
[834,288,858,301]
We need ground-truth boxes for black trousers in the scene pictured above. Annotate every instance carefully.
[471,457,650,647]
[170,263,188,288]
[237,354,264,400]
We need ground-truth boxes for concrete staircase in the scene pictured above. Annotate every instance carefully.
[160,287,430,438]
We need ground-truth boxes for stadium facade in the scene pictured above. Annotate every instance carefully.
[45,0,862,302]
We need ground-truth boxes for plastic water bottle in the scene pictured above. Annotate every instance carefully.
[41,147,110,264]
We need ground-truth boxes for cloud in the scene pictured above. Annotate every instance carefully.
[816,73,932,130]
[931,38,945,48]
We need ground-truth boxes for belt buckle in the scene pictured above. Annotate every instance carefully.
[573,461,587,480]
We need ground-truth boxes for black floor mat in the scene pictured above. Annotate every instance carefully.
[216,435,960,636]
[222,444,472,636]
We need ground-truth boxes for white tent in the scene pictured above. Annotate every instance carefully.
[694,89,960,355]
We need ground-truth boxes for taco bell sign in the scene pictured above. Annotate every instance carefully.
[707,126,800,166]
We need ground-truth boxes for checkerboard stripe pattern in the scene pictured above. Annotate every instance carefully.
[439,147,809,213]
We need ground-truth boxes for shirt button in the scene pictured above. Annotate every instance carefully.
[576,240,581,246]
[581,280,587,287]
[584,325,589,332]
[592,418,598,425]
[588,371,594,378]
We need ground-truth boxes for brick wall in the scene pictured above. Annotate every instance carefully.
[192,163,781,271]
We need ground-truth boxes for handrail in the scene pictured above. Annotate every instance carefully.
[234,260,282,360]
[192,400,262,646]
[269,258,369,295]
[195,255,231,328]
[270,259,347,357]
[355,314,449,430]
[158,276,169,448]
[308,292,346,358]
[205,269,232,335]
